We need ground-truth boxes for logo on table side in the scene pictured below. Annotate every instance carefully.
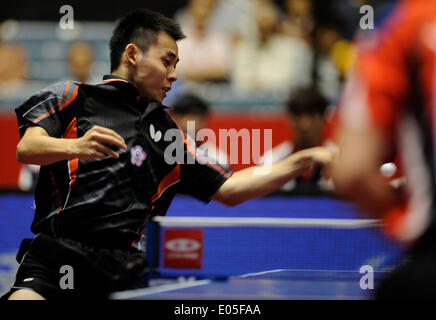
[165,238,201,253]
[130,145,147,167]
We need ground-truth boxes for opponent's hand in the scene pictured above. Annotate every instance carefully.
[73,125,127,160]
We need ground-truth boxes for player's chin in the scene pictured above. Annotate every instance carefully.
[155,92,165,103]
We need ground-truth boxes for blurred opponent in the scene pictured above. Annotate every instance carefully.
[334,0,436,298]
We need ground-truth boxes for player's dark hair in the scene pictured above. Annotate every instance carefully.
[287,87,328,116]
[110,9,185,72]
[172,93,209,116]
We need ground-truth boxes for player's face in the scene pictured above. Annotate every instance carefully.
[134,32,179,103]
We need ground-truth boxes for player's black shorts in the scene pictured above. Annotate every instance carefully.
[1,234,148,300]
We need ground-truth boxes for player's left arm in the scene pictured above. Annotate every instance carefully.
[333,125,399,218]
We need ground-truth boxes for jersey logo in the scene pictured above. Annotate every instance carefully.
[150,124,162,142]
[130,145,147,167]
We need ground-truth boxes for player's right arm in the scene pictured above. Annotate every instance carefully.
[16,125,127,165]
[211,146,334,206]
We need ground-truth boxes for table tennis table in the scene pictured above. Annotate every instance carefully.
[111,269,385,300]
[110,196,401,300]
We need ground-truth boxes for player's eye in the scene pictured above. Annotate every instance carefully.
[162,58,170,66]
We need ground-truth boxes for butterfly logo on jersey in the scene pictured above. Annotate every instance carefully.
[150,124,162,142]
[130,145,147,167]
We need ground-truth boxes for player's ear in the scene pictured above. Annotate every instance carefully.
[125,43,139,67]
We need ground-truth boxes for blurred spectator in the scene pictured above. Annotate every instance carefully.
[170,93,209,135]
[67,42,99,84]
[312,22,350,103]
[0,43,27,84]
[260,87,335,193]
[170,93,231,172]
[231,1,312,93]
[174,0,255,43]
[176,0,232,83]
[0,22,28,87]
[285,87,330,152]
[280,0,315,43]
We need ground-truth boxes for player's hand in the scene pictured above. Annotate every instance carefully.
[73,125,127,160]
[292,146,337,178]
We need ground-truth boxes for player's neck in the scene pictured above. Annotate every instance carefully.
[110,68,147,102]
[111,68,129,82]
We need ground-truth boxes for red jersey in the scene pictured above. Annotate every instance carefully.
[339,0,436,242]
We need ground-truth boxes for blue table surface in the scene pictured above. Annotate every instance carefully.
[112,269,382,300]
[166,194,367,219]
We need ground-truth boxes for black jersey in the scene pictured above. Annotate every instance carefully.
[15,75,230,249]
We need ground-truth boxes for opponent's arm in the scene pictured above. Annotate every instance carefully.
[16,125,127,165]
[211,146,334,206]
[332,126,399,218]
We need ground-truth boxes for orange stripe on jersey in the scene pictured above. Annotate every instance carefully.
[63,117,78,138]
[59,83,79,112]
[32,81,80,125]
[32,81,70,124]
[101,79,128,85]
[63,117,79,199]
[151,164,181,203]
[131,229,145,248]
